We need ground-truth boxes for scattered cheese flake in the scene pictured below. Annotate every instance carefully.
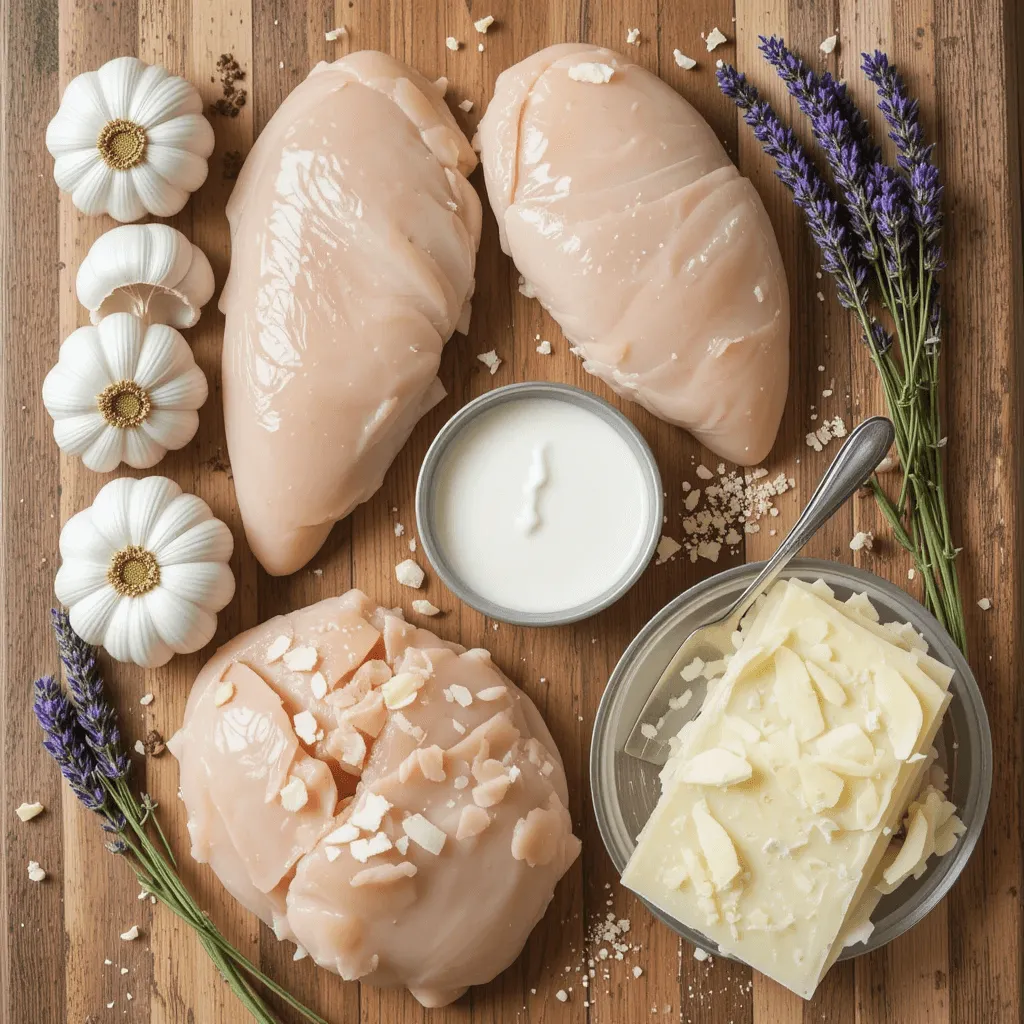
[279,777,309,812]
[977,597,992,610]
[27,860,46,882]
[753,284,764,302]
[350,832,393,863]
[134,739,146,755]
[139,693,154,706]
[695,464,714,480]
[293,945,308,961]
[693,947,711,961]
[16,802,44,822]
[458,99,474,112]
[820,34,838,54]
[120,926,139,942]
[626,27,641,45]
[476,685,506,702]
[632,966,643,978]
[412,599,441,616]
[402,813,447,855]
[449,683,473,707]
[640,723,658,740]
[395,559,425,588]
[536,339,552,355]
[266,634,291,662]
[293,710,319,745]
[568,62,616,84]
[325,25,347,41]
[310,672,328,700]
[477,349,502,375]
[284,645,319,672]
[655,535,682,564]
[446,36,461,50]
[673,49,697,69]
[394,521,405,537]
[474,14,494,32]
[350,792,392,832]
[849,530,874,552]
[213,681,234,707]
[323,822,360,845]
[705,27,727,51]
[395,835,410,855]
[382,670,425,709]
[555,989,569,1002]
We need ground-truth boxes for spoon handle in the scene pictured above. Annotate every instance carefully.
[723,415,896,626]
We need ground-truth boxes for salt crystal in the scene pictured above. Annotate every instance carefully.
[395,559,425,588]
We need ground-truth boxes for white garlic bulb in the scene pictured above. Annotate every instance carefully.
[55,476,235,668]
[45,56,215,222]
[42,312,208,472]
[77,224,215,328]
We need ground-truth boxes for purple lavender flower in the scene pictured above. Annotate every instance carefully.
[717,63,869,311]
[862,50,943,272]
[33,676,107,813]
[868,321,894,357]
[866,163,914,281]
[52,609,130,780]
[758,36,879,253]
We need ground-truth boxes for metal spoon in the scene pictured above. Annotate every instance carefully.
[623,415,896,766]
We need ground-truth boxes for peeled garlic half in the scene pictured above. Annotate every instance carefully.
[45,56,215,222]
[77,224,215,328]
[42,311,208,472]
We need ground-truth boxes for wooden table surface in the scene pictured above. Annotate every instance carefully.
[2,0,1022,1022]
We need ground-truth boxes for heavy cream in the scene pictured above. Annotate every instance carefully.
[429,396,654,616]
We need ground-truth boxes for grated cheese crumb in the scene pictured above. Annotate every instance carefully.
[139,693,154,706]
[16,802,44,822]
[977,597,992,610]
[655,535,682,564]
[395,559,425,588]
[325,25,347,41]
[849,530,874,552]
[27,860,46,882]
[445,37,461,51]
[705,27,728,51]
[568,62,616,84]
[412,599,441,616]
[820,34,838,54]
[555,989,569,1002]
[120,925,139,942]
[626,27,641,45]
[214,681,234,707]
[673,49,697,69]
[474,14,494,32]
[693,947,711,961]
[458,99,474,112]
[536,339,552,355]
[477,349,502,375]
[279,777,309,812]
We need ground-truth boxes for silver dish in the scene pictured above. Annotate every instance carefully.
[415,382,663,627]
[591,558,992,958]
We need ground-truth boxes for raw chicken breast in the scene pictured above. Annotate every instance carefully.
[169,592,580,1008]
[220,52,482,575]
[477,44,789,464]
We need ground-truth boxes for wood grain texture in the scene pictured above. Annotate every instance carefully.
[1,1,1021,1022]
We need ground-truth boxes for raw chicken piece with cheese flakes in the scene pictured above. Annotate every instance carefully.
[477,44,789,463]
[221,52,481,575]
[169,592,580,1008]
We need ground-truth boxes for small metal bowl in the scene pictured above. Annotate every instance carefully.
[415,382,663,627]
[591,558,992,958]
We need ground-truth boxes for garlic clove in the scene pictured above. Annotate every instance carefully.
[146,143,210,192]
[148,368,209,409]
[64,584,121,648]
[142,409,200,451]
[129,161,190,219]
[82,423,127,473]
[128,476,183,542]
[160,561,236,611]
[51,413,107,459]
[144,588,218,656]
[77,224,215,329]
[154,514,235,569]
[50,559,108,606]
[122,425,166,469]
[58,506,112,563]
[147,114,215,155]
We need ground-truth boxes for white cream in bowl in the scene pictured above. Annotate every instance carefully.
[417,385,661,623]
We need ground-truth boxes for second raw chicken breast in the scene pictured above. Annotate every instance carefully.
[221,52,481,575]
[477,44,789,464]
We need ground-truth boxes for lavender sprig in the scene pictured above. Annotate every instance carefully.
[34,617,330,1024]
[52,609,130,780]
[716,63,870,314]
[32,676,108,815]
[718,45,966,651]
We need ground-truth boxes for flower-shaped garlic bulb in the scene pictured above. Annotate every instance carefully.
[45,56,215,222]
[42,312,208,473]
[77,224,216,328]
[55,477,235,668]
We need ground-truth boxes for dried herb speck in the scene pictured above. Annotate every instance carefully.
[210,53,247,118]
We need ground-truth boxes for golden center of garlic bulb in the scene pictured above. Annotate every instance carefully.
[107,545,161,598]
[96,118,148,170]
[97,379,152,429]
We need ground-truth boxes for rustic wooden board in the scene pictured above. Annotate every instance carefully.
[1,1,1021,1022]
